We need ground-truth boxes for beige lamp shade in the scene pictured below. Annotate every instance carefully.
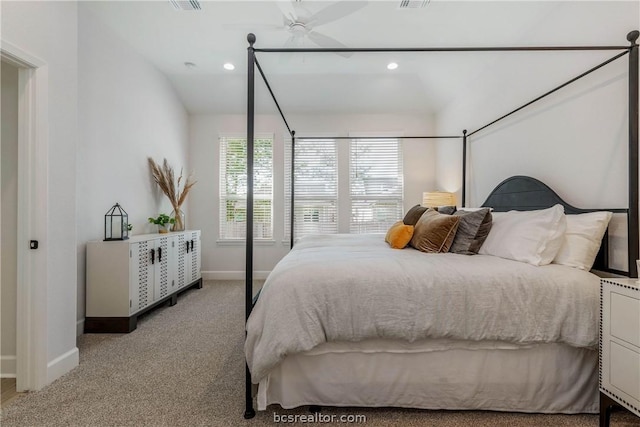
[423,191,456,208]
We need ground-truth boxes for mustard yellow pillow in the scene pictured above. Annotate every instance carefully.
[385,221,415,249]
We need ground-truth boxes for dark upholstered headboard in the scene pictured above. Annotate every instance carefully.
[480,175,628,275]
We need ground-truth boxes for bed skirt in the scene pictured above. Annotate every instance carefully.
[257,339,598,414]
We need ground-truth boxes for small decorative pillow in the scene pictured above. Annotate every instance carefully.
[478,204,566,266]
[410,209,461,253]
[552,211,613,270]
[457,207,494,212]
[403,205,427,226]
[449,208,492,255]
[435,205,457,215]
[385,221,415,249]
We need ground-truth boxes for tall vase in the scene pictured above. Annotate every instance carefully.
[172,207,185,231]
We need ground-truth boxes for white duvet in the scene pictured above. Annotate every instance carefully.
[245,234,600,383]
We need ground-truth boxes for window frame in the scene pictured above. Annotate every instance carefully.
[349,135,404,234]
[284,136,339,241]
[218,133,275,243]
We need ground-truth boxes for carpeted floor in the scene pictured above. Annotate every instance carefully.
[1,281,638,426]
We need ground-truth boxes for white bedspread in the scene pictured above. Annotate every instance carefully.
[245,234,600,383]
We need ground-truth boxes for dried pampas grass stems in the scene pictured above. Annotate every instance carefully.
[148,157,196,230]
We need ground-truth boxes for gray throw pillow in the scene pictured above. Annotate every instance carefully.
[449,208,493,255]
[436,205,457,215]
[403,205,428,226]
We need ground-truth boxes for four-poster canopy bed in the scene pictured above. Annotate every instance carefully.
[242,30,640,421]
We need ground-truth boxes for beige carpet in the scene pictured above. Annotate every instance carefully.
[1,281,638,427]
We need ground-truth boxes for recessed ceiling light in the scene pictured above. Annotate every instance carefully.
[184,62,197,69]
[223,63,235,71]
[387,62,398,70]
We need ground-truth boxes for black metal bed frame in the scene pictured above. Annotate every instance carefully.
[243,30,639,419]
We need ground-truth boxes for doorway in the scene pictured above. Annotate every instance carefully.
[1,42,49,392]
[1,60,19,384]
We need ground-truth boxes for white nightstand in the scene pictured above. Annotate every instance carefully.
[599,277,640,427]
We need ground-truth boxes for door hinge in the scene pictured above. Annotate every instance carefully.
[130,300,132,307]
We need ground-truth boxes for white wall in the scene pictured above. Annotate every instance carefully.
[1,0,79,382]
[190,113,436,277]
[1,61,19,377]
[437,52,630,207]
[435,2,639,271]
[436,2,638,206]
[77,4,189,330]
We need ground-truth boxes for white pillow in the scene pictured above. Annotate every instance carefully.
[552,211,613,270]
[478,204,566,266]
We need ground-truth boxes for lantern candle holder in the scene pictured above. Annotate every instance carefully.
[104,203,129,241]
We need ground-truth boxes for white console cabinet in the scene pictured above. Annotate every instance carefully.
[86,230,202,333]
[599,278,640,427]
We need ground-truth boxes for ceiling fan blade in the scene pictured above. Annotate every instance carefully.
[280,34,305,64]
[283,33,303,49]
[307,31,353,58]
[276,1,298,24]
[307,1,368,28]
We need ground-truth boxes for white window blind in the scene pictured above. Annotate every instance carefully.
[350,137,403,233]
[285,138,338,240]
[219,135,273,240]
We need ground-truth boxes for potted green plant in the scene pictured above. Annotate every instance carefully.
[126,223,133,236]
[148,214,175,234]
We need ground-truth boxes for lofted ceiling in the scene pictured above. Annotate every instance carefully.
[82,0,639,115]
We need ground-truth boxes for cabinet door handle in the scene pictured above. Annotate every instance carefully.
[190,240,194,251]
[158,247,162,262]
[186,241,190,253]
[150,248,155,264]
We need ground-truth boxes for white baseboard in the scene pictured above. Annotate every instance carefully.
[1,356,16,378]
[201,271,271,281]
[77,319,84,337]
[47,347,79,384]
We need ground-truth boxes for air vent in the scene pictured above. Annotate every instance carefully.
[169,0,201,11]
[399,0,430,8]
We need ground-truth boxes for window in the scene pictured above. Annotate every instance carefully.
[350,137,403,233]
[285,138,338,239]
[219,135,273,240]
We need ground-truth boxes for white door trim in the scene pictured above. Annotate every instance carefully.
[1,40,49,391]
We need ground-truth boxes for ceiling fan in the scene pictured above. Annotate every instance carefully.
[266,1,367,57]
